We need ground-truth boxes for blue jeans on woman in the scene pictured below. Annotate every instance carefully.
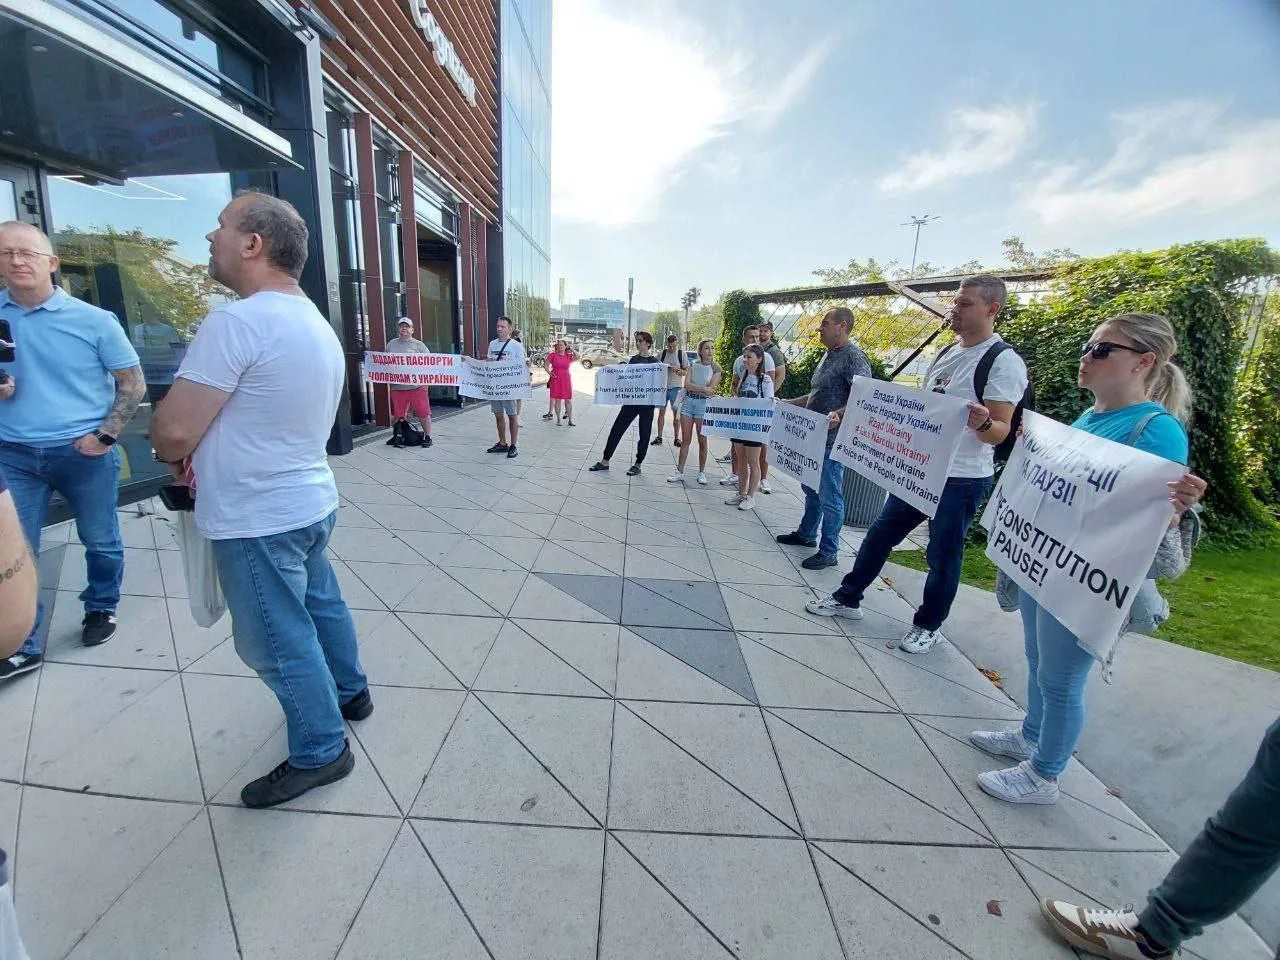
[0,441,123,656]
[798,451,846,559]
[211,511,366,770]
[1018,591,1097,778]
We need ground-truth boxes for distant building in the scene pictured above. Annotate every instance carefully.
[579,297,625,325]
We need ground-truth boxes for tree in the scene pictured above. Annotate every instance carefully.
[1000,235,1080,270]
[650,310,680,339]
[686,296,723,346]
[680,286,701,345]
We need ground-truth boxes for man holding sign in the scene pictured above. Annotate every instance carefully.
[806,276,1028,654]
[486,316,525,459]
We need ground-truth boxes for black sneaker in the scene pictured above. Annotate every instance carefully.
[801,553,839,570]
[589,462,609,472]
[486,443,510,454]
[241,741,355,808]
[776,531,818,547]
[81,611,118,646]
[674,438,682,448]
[340,688,374,721]
[422,435,433,448]
[542,412,554,420]
[626,465,642,476]
[0,653,42,681]
[506,446,519,459]
[651,436,663,446]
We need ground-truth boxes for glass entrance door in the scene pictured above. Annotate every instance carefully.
[0,163,41,226]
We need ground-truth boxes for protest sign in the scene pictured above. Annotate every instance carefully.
[768,401,829,489]
[593,363,668,406]
[980,411,1185,653]
[364,351,461,387]
[701,398,775,442]
[831,377,970,517]
[458,356,531,401]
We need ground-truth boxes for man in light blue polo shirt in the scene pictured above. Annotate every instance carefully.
[0,221,146,681]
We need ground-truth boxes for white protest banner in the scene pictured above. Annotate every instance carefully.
[458,356,532,401]
[593,363,668,406]
[363,351,461,387]
[768,401,829,489]
[980,411,1184,653]
[701,397,775,442]
[830,376,970,518]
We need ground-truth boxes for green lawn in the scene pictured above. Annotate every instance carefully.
[894,537,1280,672]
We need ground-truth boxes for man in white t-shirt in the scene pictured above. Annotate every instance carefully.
[807,276,1028,655]
[485,315,525,459]
[152,191,368,808]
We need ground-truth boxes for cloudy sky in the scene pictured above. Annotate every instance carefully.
[549,0,1280,310]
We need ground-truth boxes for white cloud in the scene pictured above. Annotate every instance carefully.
[877,104,1038,195]
[551,0,832,227]
[1022,101,1280,228]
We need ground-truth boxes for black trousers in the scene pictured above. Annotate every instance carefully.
[602,405,654,465]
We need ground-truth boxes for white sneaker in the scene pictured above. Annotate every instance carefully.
[724,494,744,506]
[666,471,685,483]
[738,496,755,511]
[759,478,771,494]
[977,760,1060,805]
[716,452,733,463]
[804,596,864,620]
[719,474,739,486]
[696,473,708,485]
[970,729,1035,762]
[1038,900,1171,959]
[898,626,943,654]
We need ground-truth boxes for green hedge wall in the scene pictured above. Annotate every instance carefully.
[779,344,888,399]
[998,239,1280,545]
[713,290,761,393]
[1235,299,1280,508]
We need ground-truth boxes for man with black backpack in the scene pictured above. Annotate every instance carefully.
[806,275,1030,654]
[385,318,433,449]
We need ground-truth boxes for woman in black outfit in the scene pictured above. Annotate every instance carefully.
[589,331,662,476]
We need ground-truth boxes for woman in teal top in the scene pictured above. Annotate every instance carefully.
[970,312,1206,806]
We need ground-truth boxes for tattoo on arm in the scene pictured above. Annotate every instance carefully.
[0,550,27,585]
[101,365,146,437]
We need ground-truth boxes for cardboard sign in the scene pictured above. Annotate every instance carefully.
[701,397,775,442]
[458,356,532,401]
[831,377,971,518]
[593,363,668,406]
[364,351,461,387]
[768,401,829,489]
[980,411,1185,651]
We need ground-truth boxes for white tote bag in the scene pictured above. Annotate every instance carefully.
[177,512,227,628]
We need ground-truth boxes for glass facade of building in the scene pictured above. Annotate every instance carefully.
[501,0,551,349]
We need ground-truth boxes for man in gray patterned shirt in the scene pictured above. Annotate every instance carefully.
[775,307,872,569]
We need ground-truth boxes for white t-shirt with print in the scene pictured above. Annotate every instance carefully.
[924,334,1028,478]
[732,352,775,380]
[177,292,345,539]
[487,337,526,364]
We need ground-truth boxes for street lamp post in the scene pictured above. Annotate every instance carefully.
[901,214,941,276]
[626,277,634,340]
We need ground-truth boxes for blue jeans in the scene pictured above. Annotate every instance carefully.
[211,511,366,770]
[0,441,123,656]
[1018,591,1096,778]
[798,450,846,559]
[1140,716,1280,952]
[833,475,992,630]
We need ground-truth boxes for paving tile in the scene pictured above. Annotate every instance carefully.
[440,565,528,616]
[615,832,844,960]
[474,621,608,697]
[183,671,284,800]
[412,820,603,960]
[350,686,464,812]
[337,825,490,960]
[561,495,630,521]
[395,567,502,617]
[720,583,842,635]
[0,674,37,781]
[357,609,463,689]
[623,543,715,579]
[608,706,792,835]
[59,544,165,597]
[156,548,187,599]
[397,612,504,686]
[411,695,597,826]
[534,539,626,576]
[386,529,468,563]
[333,502,384,528]
[739,637,894,711]
[859,647,1024,720]
[333,558,389,610]
[848,627,1014,701]
[615,628,752,705]
[328,526,425,564]
[741,630,896,707]
[211,806,399,960]
[479,691,614,821]
[337,481,414,506]
[342,560,434,610]
[66,812,237,960]
[697,523,781,551]
[473,511,557,538]
[471,534,544,568]
[817,842,1077,960]
[15,787,201,960]
[706,548,805,585]
[515,574,616,622]
[374,509,463,534]
[43,591,177,670]
[185,635,256,678]
[512,619,619,694]
[628,626,756,703]
[167,597,230,669]
[564,511,631,541]
[625,700,797,828]
[598,835,735,959]
[909,719,1169,851]
[621,578,730,630]
[626,520,698,549]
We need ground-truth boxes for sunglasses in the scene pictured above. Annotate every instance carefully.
[1080,341,1149,360]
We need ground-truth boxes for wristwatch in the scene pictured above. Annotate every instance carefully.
[93,430,117,446]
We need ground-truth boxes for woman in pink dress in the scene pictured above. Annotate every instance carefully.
[545,339,576,426]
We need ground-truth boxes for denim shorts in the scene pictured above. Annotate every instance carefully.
[680,395,707,420]
[665,386,682,410]
[490,399,518,416]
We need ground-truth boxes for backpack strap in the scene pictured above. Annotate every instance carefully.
[1125,410,1163,447]
[973,341,1014,402]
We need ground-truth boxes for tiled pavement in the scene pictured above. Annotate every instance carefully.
[6,392,1272,960]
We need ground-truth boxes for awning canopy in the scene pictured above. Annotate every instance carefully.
[0,0,297,181]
